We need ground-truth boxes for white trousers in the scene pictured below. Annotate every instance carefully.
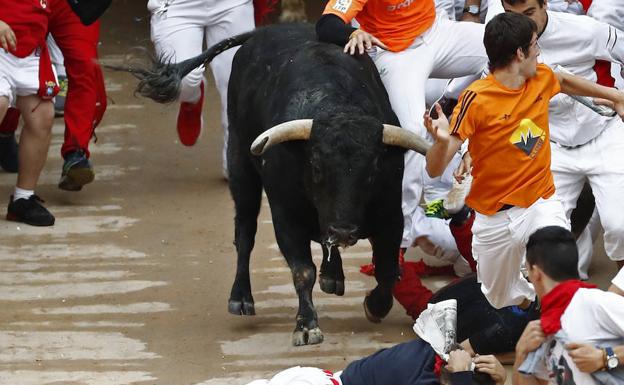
[551,120,624,263]
[150,0,254,174]
[577,209,601,280]
[472,197,570,309]
[372,14,487,247]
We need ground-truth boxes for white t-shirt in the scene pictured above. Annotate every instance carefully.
[539,11,624,146]
[613,268,624,291]
[535,288,624,384]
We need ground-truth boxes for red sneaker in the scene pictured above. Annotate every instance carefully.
[176,82,204,146]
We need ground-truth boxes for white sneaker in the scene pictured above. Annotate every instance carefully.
[445,173,473,215]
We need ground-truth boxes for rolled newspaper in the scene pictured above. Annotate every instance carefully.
[552,65,617,117]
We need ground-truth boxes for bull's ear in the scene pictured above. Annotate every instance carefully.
[250,119,313,155]
[382,124,431,155]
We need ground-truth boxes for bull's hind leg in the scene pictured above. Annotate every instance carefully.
[227,153,262,316]
[319,246,345,296]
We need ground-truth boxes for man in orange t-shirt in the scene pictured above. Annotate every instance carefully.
[424,12,624,310]
[316,0,488,251]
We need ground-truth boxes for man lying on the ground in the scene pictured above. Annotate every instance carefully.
[246,342,505,385]
[395,271,536,359]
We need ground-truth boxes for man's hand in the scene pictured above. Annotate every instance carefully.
[424,103,451,143]
[608,92,624,121]
[474,355,507,385]
[0,21,17,52]
[454,152,472,183]
[566,343,604,373]
[343,29,387,55]
[412,235,443,258]
[516,320,546,357]
[447,349,473,372]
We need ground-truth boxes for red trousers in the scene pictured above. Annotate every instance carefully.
[0,1,108,155]
[49,0,107,158]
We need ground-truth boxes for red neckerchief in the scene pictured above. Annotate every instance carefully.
[434,354,445,377]
[540,280,597,335]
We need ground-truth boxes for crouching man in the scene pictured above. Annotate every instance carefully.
[514,226,624,384]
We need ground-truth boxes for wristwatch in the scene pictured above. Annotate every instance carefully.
[462,5,480,16]
[605,347,619,371]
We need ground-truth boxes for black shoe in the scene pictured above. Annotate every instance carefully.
[0,132,18,173]
[7,194,55,226]
[58,150,94,191]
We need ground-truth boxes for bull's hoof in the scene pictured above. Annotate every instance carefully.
[292,327,324,346]
[363,296,382,323]
[228,299,256,316]
[363,291,392,324]
[319,276,345,296]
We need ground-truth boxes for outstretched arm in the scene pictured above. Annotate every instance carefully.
[424,103,463,178]
[555,71,624,120]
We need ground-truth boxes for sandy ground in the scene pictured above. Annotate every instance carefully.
[0,1,619,384]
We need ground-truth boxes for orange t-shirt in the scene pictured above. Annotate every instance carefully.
[323,0,436,52]
[449,64,561,215]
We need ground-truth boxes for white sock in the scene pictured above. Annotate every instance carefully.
[14,187,34,202]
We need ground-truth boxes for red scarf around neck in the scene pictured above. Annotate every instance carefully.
[540,280,597,335]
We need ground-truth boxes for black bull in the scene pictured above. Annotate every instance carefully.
[119,23,430,346]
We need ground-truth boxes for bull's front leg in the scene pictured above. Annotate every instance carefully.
[273,220,323,346]
[319,246,345,296]
[365,214,403,323]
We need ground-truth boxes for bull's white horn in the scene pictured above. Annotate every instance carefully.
[382,124,431,155]
[250,119,314,155]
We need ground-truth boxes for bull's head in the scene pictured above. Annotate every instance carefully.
[251,115,430,248]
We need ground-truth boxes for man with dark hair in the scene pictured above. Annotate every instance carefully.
[514,226,624,384]
[424,12,624,310]
[499,0,624,281]
[244,341,506,385]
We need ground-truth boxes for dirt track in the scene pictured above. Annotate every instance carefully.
[0,1,618,384]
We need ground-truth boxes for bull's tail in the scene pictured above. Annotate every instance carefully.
[105,30,256,104]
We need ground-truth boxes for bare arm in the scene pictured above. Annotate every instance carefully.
[555,71,624,119]
[513,321,549,385]
[424,103,463,178]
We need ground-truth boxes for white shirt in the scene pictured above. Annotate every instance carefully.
[588,0,624,31]
[539,11,624,146]
[613,268,624,291]
[535,288,624,383]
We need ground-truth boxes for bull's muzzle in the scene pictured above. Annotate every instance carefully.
[325,224,359,248]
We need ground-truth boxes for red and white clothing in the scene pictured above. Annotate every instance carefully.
[149,0,255,175]
[534,287,624,383]
[0,0,58,104]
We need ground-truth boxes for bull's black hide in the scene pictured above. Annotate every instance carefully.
[227,24,412,346]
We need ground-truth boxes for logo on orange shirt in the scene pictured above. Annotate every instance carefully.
[332,0,353,13]
[387,0,416,11]
[510,119,545,159]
